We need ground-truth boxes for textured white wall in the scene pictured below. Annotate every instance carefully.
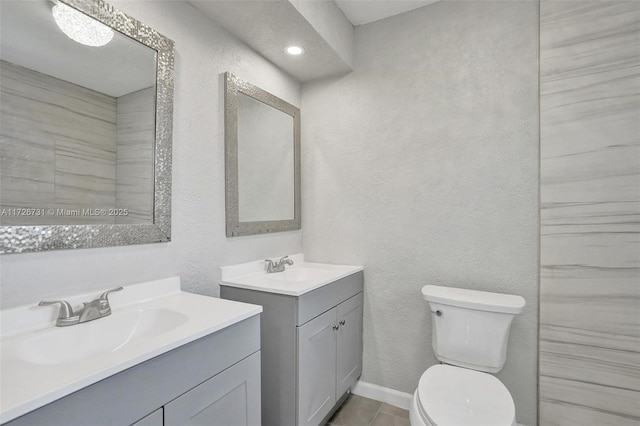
[0,1,302,307]
[301,1,539,424]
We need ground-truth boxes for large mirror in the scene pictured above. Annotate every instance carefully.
[224,73,301,237]
[0,0,174,254]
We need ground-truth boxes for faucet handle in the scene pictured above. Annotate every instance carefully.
[265,259,276,271]
[99,286,123,301]
[38,300,75,319]
[95,286,123,316]
[278,255,294,267]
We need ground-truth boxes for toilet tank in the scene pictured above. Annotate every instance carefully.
[421,285,525,373]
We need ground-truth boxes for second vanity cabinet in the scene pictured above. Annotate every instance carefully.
[221,270,364,426]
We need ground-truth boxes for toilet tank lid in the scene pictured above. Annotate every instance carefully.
[422,285,525,314]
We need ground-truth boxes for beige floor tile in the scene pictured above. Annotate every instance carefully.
[328,395,382,426]
[371,412,411,426]
[378,403,410,419]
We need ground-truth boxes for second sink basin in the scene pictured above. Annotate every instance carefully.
[14,308,188,365]
[219,254,363,296]
[267,266,336,283]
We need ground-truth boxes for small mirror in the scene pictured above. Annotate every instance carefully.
[224,73,301,237]
[0,0,174,254]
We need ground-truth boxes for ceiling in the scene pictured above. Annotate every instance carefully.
[189,0,443,83]
[189,1,352,82]
[3,1,444,90]
[334,0,441,26]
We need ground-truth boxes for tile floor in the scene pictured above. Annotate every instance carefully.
[327,394,410,426]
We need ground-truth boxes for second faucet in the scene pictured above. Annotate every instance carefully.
[265,255,294,273]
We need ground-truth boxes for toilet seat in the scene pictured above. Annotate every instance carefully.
[415,364,515,426]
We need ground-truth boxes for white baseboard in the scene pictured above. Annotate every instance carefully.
[351,380,413,410]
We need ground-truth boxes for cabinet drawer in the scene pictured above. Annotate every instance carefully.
[297,271,363,326]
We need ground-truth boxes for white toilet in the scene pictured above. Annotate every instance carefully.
[409,285,525,426]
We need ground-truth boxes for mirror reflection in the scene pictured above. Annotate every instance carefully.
[0,0,157,226]
[237,92,295,222]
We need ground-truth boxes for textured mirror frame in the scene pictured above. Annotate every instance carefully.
[224,73,301,237]
[0,0,174,254]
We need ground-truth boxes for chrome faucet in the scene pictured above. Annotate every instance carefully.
[39,286,123,327]
[265,255,294,273]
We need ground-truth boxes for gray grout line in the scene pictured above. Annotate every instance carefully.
[369,401,384,426]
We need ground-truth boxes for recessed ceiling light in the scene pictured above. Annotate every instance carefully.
[52,2,114,47]
[285,46,305,56]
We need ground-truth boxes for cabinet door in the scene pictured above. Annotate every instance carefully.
[336,293,363,397]
[165,351,261,426]
[297,308,337,426]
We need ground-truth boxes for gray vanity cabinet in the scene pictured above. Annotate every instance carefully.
[131,409,163,426]
[4,316,261,426]
[221,271,364,426]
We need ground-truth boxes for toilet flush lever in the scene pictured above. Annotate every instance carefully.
[435,310,443,317]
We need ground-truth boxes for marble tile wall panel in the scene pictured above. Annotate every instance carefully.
[539,1,640,424]
[115,87,154,224]
[0,60,117,225]
[1,61,56,215]
[54,137,117,207]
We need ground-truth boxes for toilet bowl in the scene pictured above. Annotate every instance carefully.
[409,365,516,426]
[410,285,525,426]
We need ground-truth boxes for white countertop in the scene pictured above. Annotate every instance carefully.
[0,277,262,424]
[219,254,363,296]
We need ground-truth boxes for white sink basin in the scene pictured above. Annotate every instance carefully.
[267,266,336,283]
[219,254,363,296]
[0,277,262,424]
[15,308,188,366]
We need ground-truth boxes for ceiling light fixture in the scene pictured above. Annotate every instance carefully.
[285,46,305,56]
[52,2,114,47]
